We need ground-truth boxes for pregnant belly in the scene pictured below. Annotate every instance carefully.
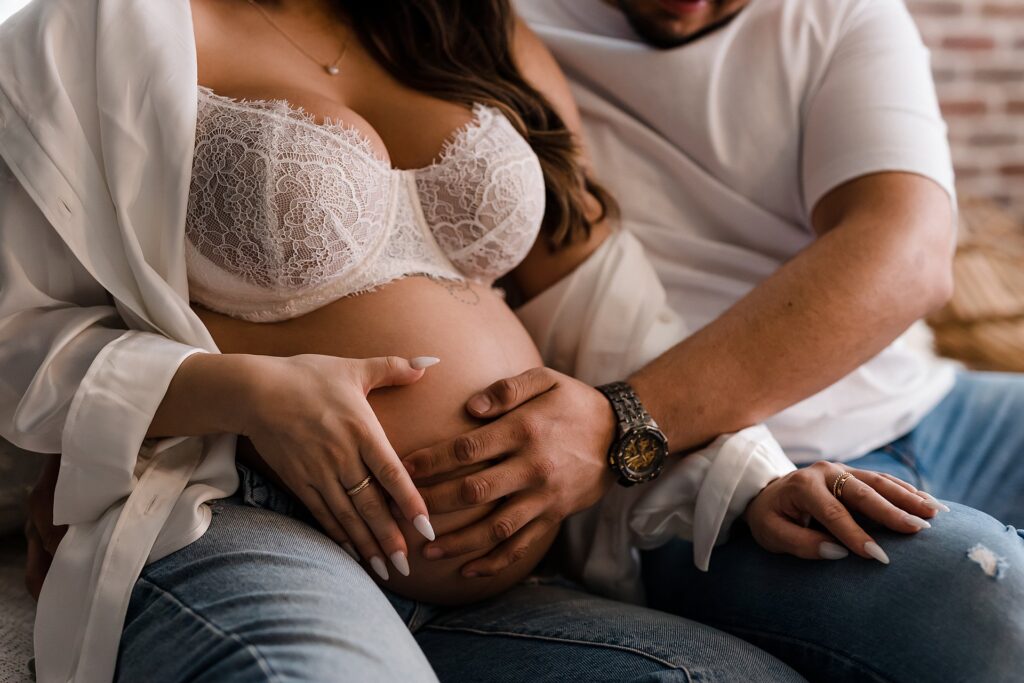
[195,276,557,604]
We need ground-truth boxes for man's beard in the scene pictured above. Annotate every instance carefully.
[618,1,746,49]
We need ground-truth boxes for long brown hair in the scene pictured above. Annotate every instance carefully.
[264,0,616,248]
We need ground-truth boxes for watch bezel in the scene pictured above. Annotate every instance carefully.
[610,424,668,484]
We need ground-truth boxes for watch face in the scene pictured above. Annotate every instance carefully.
[615,426,668,482]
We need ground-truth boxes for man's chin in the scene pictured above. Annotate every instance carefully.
[617,0,748,49]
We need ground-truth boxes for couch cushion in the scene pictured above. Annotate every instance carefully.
[0,536,33,683]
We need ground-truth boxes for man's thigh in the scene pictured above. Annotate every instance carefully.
[408,578,806,683]
[117,499,437,683]
[642,504,1024,683]
[899,371,1024,525]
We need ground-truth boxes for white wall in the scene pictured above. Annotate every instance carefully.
[0,0,32,26]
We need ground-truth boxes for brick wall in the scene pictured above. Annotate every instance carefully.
[907,1,1024,222]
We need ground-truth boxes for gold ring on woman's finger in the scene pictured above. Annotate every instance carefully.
[346,475,374,497]
[831,471,854,500]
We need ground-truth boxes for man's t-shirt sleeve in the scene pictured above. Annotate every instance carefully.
[801,0,956,219]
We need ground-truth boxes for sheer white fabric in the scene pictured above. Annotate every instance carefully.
[185,86,546,322]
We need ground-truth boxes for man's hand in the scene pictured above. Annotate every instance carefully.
[24,454,65,601]
[403,368,618,577]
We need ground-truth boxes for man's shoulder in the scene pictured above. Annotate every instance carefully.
[771,0,913,42]
[749,0,878,42]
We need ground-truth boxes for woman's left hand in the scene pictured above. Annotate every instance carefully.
[743,462,945,563]
[403,368,617,577]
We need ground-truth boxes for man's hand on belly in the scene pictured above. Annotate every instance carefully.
[403,368,617,577]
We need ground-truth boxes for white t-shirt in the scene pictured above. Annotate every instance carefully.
[516,0,958,462]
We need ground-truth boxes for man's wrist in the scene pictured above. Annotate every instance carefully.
[595,380,669,486]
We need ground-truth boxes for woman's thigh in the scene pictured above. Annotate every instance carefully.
[642,503,1024,683]
[400,578,806,682]
[116,499,438,683]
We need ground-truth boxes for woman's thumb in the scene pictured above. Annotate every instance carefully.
[363,356,440,390]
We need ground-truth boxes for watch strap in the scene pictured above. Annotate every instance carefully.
[596,381,655,435]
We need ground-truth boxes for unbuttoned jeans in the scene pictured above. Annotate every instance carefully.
[116,371,1024,682]
[115,465,802,682]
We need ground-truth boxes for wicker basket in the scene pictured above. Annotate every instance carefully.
[928,199,1024,372]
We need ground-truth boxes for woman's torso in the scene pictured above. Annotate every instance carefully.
[190,0,556,604]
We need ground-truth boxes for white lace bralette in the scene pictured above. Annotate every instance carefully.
[184,85,546,322]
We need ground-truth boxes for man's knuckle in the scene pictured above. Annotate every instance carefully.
[531,367,555,385]
[490,517,518,543]
[453,436,479,464]
[506,544,530,565]
[531,456,556,482]
[517,415,538,439]
[462,476,491,504]
[494,379,520,405]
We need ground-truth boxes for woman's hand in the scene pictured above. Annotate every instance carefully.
[241,354,440,580]
[403,367,618,578]
[744,462,949,563]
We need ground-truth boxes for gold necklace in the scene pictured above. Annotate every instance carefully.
[245,0,349,76]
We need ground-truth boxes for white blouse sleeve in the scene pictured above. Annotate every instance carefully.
[0,159,206,525]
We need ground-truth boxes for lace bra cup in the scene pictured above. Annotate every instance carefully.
[184,85,546,322]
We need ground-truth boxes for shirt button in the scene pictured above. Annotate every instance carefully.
[658,311,674,324]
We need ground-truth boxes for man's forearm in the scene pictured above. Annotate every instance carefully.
[629,173,955,451]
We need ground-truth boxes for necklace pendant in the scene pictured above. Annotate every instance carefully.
[326,65,340,76]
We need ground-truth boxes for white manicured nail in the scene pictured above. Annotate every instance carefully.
[413,514,436,541]
[390,551,411,577]
[904,514,931,530]
[922,493,950,513]
[342,542,361,562]
[370,556,390,581]
[819,542,849,560]
[410,356,440,370]
[864,541,890,565]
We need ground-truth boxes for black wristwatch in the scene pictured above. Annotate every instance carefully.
[594,381,669,487]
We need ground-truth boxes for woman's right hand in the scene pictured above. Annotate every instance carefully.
[240,354,440,580]
[743,462,949,564]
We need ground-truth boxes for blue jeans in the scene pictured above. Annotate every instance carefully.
[116,464,802,682]
[642,371,1024,682]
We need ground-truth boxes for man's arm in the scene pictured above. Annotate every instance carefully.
[404,6,956,576]
[630,171,955,450]
[406,171,954,575]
